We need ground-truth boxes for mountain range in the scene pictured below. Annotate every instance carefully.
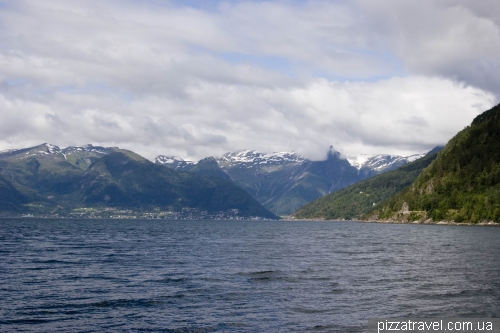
[346,153,425,173]
[0,142,429,218]
[0,144,277,219]
[155,148,425,215]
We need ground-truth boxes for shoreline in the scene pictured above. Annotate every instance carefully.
[2,216,499,226]
[283,217,500,226]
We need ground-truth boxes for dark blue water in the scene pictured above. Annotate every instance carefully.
[1,219,499,332]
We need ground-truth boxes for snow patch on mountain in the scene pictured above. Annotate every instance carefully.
[44,143,60,154]
[347,153,425,172]
[0,143,118,161]
[0,148,20,155]
[346,154,373,169]
[405,154,424,163]
[62,144,110,154]
[219,150,304,167]
[154,155,195,170]
[36,143,112,155]
[34,143,61,155]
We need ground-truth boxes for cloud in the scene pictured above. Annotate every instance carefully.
[0,74,494,160]
[0,0,498,161]
[356,0,500,93]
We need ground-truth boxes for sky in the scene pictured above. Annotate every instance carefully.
[0,0,499,161]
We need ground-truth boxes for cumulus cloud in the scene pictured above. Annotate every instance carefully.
[0,0,498,161]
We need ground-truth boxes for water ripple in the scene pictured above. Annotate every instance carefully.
[1,219,499,332]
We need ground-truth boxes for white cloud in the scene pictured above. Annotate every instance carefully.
[0,0,498,161]
[0,75,494,160]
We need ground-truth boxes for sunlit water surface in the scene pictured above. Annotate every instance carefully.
[1,219,499,332]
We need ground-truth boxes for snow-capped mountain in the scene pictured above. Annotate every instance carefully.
[214,148,360,215]
[154,155,195,170]
[153,150,426,175]
[154,155,232,181]
[152,147,430,215]
[61,144,112,155]
[218,150,304,168]
[0,143,278,219]
[0,143,117,160]
[0,143,431,217]
[0,143,62,158]
[0,143,121,171]
[155,150,304,171]
[346,154,425,173]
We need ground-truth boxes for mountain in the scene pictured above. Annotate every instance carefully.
[0,143,120,170]
[1,142,430,218]
[80,151,277,218]
[155,155,231,181]
[0,144,97,205]
[155,148,428,216]
[157,150,312,215]
[0,144,278,219]
[218,150,305,166]
[216,148,362,215]
[347,153,425,174]
[292,148,441,220]
[371,104,500,223]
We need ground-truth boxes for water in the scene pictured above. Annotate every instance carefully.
[1,219,499,332]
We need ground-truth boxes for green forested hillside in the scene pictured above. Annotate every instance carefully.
[375,104,500,223]
[292,150,439,220]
